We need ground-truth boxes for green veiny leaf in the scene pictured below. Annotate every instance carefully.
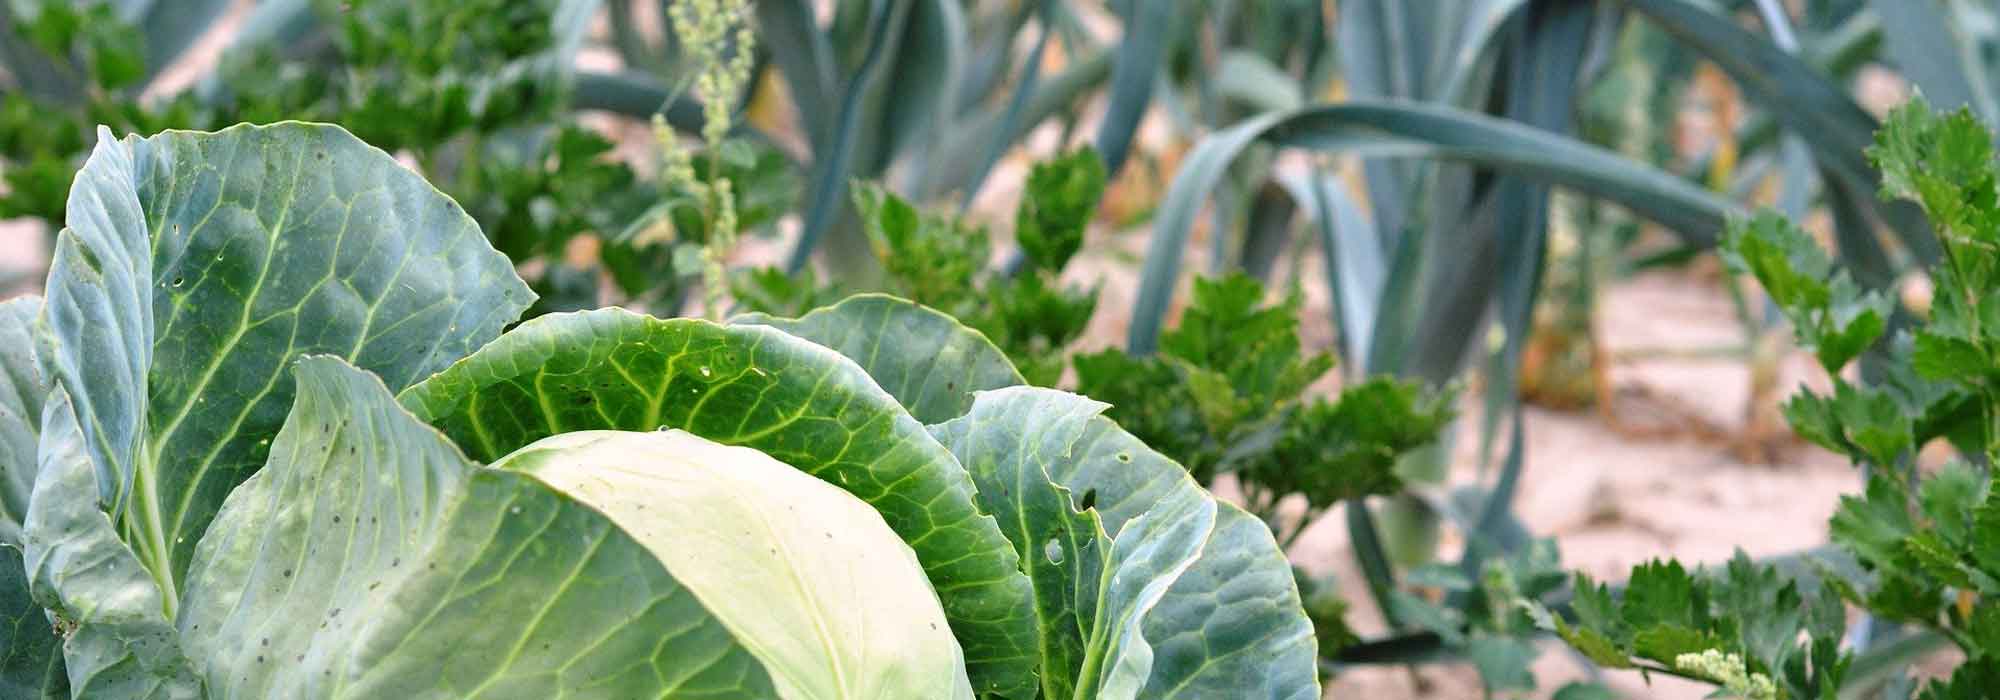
[929,388,1319,700]
[396,308,1042,699]
[931,389,1196,699]
[37,122,534,603]
[1128,100,1740,353]
[734,294,1025,425]
[0,543,65,700]
[0,296,45,545]
[1135,504,1318,699]
[23,389,201,699]
[496,429,973,699]
[177,357,774,698]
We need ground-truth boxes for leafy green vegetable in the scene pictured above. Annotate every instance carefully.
[495,429,973,699]
[771,301,1323,699]
[37,122,532,612]
[177,358,776,698]
[4,119,1321,700]
[736,294,1025,425]
[396,308,1045,697]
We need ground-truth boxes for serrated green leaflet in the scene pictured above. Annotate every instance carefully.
[24,389,201,699]
[496,429,973,700]
[177,357,773,699]
[0,295,44,544]
[1,543,65,700]
[396,308,1042,699]
[734,294,1025,425]
[929,388,1318,699]
[37,121,534,610]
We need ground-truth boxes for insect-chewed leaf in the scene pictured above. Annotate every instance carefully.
[930,387,1319,700]
[24,389,199,699]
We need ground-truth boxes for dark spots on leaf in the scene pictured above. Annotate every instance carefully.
[1115,452,1131,463]
[257,656,264,663]
[575,394,594,406]
[261,638,269,646]
[282,569,292,578]
[332,515,340,523]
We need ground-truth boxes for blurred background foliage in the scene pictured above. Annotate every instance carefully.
[6,0,2000,696]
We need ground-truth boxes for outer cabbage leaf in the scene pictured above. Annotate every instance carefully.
[396,308,1041,698]
[931,388,1319,700]
[176,357,773,699]
[734,294,1025,424]
[1,295,46,544]
[36,121,534,606]
[1,542,66,699]
[496,429,974,700]
[24,389,201,699]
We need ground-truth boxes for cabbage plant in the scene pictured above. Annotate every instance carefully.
[0,122,1318,699]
